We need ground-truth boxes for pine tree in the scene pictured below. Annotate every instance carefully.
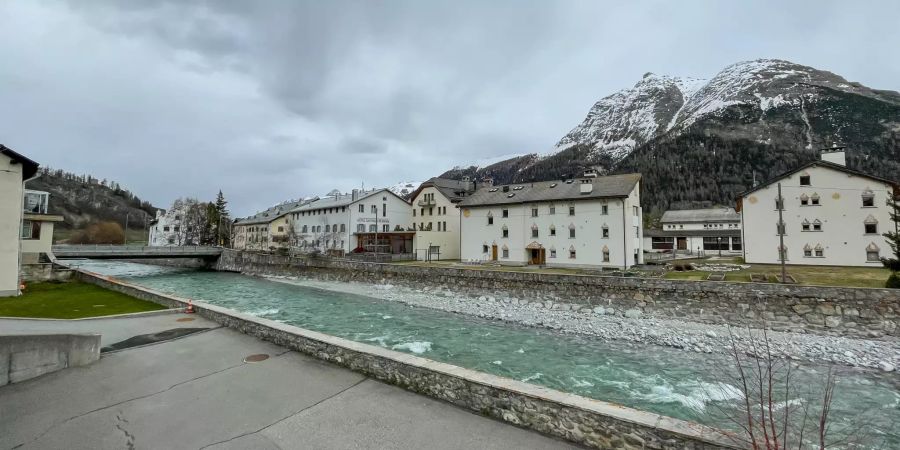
[882,191,900,275]
[214,190,230,246]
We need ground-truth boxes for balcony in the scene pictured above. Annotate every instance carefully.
[23,190,49,214]
[417,198,436,207]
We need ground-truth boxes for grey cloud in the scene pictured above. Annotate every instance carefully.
[2,0,899,216]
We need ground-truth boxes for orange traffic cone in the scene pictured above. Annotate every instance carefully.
[185,300,195,314]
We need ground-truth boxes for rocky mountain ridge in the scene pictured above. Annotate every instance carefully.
[442,59,900,213]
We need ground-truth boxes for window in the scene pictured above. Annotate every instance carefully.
[340,224,346,232]
[383,224,389,232]
[163,226,170,232]
[550,248,557,258]
[372,205,377,213]
[531,228,539,238]
[601,204,608,215]
[531,208,538,217]
[569,226,576,239]
[801,220,810,231]
[776,221,785,235]
[502,209,509,218]
[867,244,881,261]
[633,206,638,216]
[502,247,509,258]
[369,224,376,232]
[569,248,576,259]
[325,225,331,232]
[865,223,878,234]
[549,205,555,215]
[174,226,181,233]
[443,221,447,231]
[811,194,820,205]
[413,209,416,217]
[703,237,728,250]
[800,194,809,206]
[502,226,509,238]
[778,245,788,261]
[20,220,40,239]
[487,215,493,225]
[569,206,575,216]
[601,226,609,239]
[302,225,308,233]
[549,226,556,236]
[812,220,822,232]
[420,208,424,216]
[799,174,810,186]
[815,246,824,257]
[167,237,175,244]
[651,237,674,250]
[862,191,875,207]
[804,248,812,257]
[731,237,742,251]
[775,197,784,210]
[482,245,489,254]
[359,204,364,213]
[602,247,610,262]
[634,226,639,238]
[429,207,433,216]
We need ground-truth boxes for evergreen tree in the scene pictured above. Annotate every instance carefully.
[214,190,230,246]
[882,191,900,274]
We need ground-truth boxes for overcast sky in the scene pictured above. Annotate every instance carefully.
[2,1,898,216]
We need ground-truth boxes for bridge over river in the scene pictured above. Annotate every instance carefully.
[52,245,223,260]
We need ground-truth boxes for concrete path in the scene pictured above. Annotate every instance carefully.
[0,316,578,450]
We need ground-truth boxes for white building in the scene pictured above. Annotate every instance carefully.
[644,208,742,255]
[459,173,644,269]
[21,189,64,264]
[408,177,477,260]
[288,188,413,257]
[1,146,39,296]
[231,199,309,251]
[738,148,898,267]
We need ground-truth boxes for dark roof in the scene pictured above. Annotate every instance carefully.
[661,208,739,224]
[410,177,476,203]
[0,145,39,179]
[737,160,898,198]
[644,228,741,237]
[459,174,641,208]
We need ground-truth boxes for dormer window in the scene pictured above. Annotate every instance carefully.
[799,173,811,186]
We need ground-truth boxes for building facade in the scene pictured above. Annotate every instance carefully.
[231,199,309,251]
[738,149,898,267]
[644,208,742,255]
[408,177,477,260]
[459,173,643,269]
[1,146,38,296]
[288,188,413,257]
[20,189,64,264]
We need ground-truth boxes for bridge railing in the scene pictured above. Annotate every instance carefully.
[51,244,222,254]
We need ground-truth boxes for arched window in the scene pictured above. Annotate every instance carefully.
[549,224,556,236]
[325,225,331,233]
[602,245,610,263]
[531,223,538,238]
[501,225,509,238]
[569,223,576,239]
[549,246,556,258]
[569,245,576,259]
[501,244,509,259]
[810,193,820,205]
[357,224,365,232]
[340,224,346,232]
[800,193,809,206]
[866,242,880,261]
[864,215,878,234]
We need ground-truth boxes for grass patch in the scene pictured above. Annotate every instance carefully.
[665,263,891,288]
[0,281,166,319]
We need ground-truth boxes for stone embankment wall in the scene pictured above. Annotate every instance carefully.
[20,263,74,283]
[74,269,740,450]
[216,250,900,338]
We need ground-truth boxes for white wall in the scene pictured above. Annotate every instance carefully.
[411,186,461,260]
[742,164,894,266]
[0,154,24,296]
[21,220,54,263]
[460,191,642,269]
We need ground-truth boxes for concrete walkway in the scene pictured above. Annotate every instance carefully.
[0,315,578,450]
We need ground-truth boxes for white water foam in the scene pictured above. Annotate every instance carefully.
[522,373,543,382]
[516,348,525,354]
[246,308,280,317]
[632,381,743,412]
[571,378,595,388]
[391,341,432,354]
[365,335,390,347]
[492,360,503,365]
[382,315,393,319]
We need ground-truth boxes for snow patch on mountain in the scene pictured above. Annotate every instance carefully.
[387,181,422,197]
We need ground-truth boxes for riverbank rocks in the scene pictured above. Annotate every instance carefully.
[624,309,642,319]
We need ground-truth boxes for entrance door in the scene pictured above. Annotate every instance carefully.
[529,249,539,265]
[676,237,687,251]
[491,245,498,261]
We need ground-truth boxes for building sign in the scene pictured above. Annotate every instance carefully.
[357,217,389,223]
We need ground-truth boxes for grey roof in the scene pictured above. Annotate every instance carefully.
[412,177,476,203]
[458,174,640,207]
[235,198,313,225]
[288,188,404,214]
[661,208,739,224]
[1,144,39,179]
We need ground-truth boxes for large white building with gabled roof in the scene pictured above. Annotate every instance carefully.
[737,148,898,267]
[458,173,643,269]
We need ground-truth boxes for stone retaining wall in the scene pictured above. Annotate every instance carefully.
[0,333,100,386]
[215,249,900,338]
[74,269,740,450]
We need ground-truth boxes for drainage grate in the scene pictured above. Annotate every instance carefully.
[243,354,270,363]
[176,317,196,322]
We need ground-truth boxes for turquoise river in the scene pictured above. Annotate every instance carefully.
[74,261,899,448]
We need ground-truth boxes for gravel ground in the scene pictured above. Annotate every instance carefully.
[267,275,900,373]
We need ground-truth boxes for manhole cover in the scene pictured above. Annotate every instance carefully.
[176,317,195,322]
[243,354,270,363]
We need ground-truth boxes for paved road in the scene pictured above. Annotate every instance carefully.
[0,315,578,450]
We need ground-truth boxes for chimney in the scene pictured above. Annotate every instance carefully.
[351,189,359,201]
[461,176,474,193]
[820,146,846,166]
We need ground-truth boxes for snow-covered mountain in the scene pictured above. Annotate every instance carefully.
[554,59,900,161]
[443,59,900,212]
[387,181,422,198]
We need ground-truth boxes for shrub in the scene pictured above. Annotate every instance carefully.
[68,222,125,244]
[887,272,900,289]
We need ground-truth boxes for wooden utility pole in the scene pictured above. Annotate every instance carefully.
[777,182,787,283]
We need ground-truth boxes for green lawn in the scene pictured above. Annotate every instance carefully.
[0,281,166,319]
[665,263,891,288]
